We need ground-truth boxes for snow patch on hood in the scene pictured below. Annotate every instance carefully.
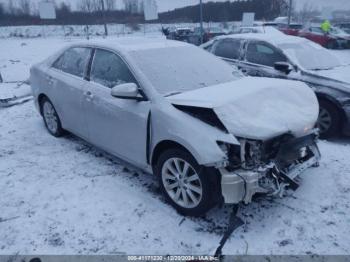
[168,77,319,140]
[312,65,350,86]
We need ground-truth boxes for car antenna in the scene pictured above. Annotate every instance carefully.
[214,204,244,259]
[263,19,266,34]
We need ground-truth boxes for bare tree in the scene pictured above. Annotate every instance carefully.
[296,3,319,24]
[78,0,96,13]
[6,0,17,15]
[92,0,103,12]
[18,0,30,15]
[123,0,142,14]
[57,2,71,18]
[0,3,4,16]
[271,0,290,17]
[105,0,116,11]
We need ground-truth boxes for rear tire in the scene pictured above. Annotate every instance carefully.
[154,148,220,217]
[40,97,65,137]
[317,100,341,139]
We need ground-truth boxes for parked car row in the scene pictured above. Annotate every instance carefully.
[298,26,350,49]
[202,33,350,138]
[233,23,350,49]
[263,22,350,49]
[163,26,227,45]
[30,37,324,216]
[262,22,303,36]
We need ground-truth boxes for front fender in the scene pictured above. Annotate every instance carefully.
[150,104,239,166]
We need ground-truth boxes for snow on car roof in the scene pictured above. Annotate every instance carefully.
[70,37,188,53]
[218,32,308,46]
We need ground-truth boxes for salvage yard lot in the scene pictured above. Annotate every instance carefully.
[1,37,350,255]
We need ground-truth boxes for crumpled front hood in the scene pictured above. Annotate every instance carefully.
[312,65,350,86]
[168,77,319,140]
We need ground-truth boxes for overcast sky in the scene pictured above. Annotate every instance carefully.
[0,0,349,12]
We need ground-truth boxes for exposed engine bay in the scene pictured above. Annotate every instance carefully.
[220,131,321,204]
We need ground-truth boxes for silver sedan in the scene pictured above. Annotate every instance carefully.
[30,38,321,216]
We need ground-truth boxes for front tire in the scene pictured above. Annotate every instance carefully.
[40,97,64,137]
[317,100,341,139]
[154,148,220,217]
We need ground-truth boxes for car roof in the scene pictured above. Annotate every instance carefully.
[216,32,308,46]
[70,37,189,53]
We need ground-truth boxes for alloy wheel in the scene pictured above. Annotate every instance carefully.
[161,157,203,209]
[317,107,333,135]
[43,101,58,134]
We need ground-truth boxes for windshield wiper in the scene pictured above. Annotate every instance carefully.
[164,91,182,97]
[312,67,333,71]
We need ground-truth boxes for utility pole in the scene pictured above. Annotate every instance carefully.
[200,0,204,44]
[101,0,108,36]
[288,0,293,26]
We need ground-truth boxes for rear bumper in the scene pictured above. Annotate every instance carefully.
[220,140,321,204]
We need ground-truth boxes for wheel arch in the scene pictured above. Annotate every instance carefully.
[38,93,49,115]
[316,93,346,122]
[151,140,195,169]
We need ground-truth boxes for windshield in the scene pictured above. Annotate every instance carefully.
[330,27,348,35]
[210,27,223,33]
[289,24,302,29]
[130,46,240,96]
[278,41,343,70]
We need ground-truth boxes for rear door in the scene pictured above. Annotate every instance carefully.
[240,40,289,78]
[46,47,92,138]
[83,48,150,167]
[211,38,243,67]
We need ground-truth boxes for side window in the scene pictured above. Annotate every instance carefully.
[214,39,241,60]
[52,47,91,78]
[246,41,287,67]
[90,49,136,88]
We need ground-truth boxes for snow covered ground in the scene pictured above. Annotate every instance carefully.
[1,37,350,256]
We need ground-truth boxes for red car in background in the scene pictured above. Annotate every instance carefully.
[262,22,303,36]
[298,26,350,49]
[279,23,303,36]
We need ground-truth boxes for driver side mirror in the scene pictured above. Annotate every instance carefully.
[274,62,293,74]
[111,83,145,101]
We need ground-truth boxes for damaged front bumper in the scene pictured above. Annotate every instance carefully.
[220,135,321,204]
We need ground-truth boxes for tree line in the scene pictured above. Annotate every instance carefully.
[0,0,293,26]
[160,0,290,23]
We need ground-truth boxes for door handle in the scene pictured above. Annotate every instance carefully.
[84,91,94,101]
[46,76,54,85]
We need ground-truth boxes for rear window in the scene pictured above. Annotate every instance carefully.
[53,47,91,78]
[214,39,241,60]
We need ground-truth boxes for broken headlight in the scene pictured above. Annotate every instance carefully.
[240,139,265,169]
[217,141,241,169]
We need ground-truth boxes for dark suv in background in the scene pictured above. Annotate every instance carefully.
[335,23,350,34]
[202,33,350,138]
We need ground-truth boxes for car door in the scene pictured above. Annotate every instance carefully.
[47,47,92,139]
[240,40,289,78]
[83,48,150,167]
[211,38,243,67]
